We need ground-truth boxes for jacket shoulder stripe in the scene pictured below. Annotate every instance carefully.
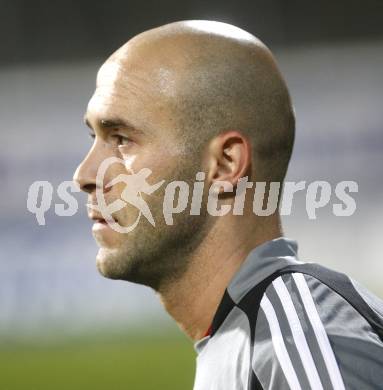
[292,273,346,390]
[260,294,302,390]
[272,277,325,390]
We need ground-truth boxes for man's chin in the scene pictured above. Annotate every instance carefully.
[92,225,122,249]
[96,247,126,280]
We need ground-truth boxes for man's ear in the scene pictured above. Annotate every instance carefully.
[205,130,252,187]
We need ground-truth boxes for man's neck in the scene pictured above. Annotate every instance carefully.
[157,216,282,341]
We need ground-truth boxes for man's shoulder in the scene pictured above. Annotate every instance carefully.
[234,260,383,341]
[249,268,383,390]
[260,270,383,336]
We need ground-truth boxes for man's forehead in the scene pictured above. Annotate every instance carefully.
[96,61,126,87]
[86,76,176,132]
[86,91,127,121]
[96,55,180,99]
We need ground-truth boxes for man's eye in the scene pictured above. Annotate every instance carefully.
[112,134,131,146]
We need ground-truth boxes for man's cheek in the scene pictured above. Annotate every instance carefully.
[119,152,137,171]
[114,203,141,229]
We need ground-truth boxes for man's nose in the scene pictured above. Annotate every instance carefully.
[73,149,98,194]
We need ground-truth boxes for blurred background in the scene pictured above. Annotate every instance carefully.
[1,0,382,388]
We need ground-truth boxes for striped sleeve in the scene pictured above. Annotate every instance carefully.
[251,273,383,390]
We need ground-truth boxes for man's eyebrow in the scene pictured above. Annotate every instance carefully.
[83,115,92,129]
[83,115,143,134]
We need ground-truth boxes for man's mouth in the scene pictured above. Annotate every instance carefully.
[87,201,118,225]
[91,216,119,245]
[88,207,119,232]
[93,217,107,225]
[91,215,117,226]
[89,213,121,248]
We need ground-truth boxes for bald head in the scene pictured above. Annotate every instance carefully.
[77,20,294,288]
[102,20,295,183]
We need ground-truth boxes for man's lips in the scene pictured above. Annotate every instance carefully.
[92,217,107,224]
[89,212,120,246]
[87,200,119,225]
[88,207,119,228]
[91,215,117,237]
[89,213,116,224]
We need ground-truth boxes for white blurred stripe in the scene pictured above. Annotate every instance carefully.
[260,295,302,390]
[292,273,346,390]
[273,277,324,390]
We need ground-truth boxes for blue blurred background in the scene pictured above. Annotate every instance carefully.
[0,1,382,388]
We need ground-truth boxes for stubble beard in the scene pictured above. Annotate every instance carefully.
[96,166,211,291]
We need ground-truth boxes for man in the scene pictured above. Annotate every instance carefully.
[73,20,383,389]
